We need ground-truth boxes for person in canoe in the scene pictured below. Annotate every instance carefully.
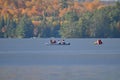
[56,40,65,44]
[61,40,65,44]
[94,39,103,45]
[57,40,61,44]
[48,39,70,45]
[60,39,70,45]
[50,39,56,44]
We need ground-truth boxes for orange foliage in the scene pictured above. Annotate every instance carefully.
[0,0,106,22]
[83,0,105,11]
[25,1,32,7]
[31,6,38,15]
[8,9,15,15]
[74,2,80,9]
[21,9,26,14]
[59,8,68,17]
[53,0,60,10]
[32,21,41,26]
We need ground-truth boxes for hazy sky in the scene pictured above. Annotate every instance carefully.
[101,0,120,1]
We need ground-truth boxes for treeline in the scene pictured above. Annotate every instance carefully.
[60,2,120,38]
[0,0,120,38]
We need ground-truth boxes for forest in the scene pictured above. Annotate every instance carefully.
[0,0,120,38]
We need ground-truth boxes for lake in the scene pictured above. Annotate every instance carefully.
[0,38,120,80]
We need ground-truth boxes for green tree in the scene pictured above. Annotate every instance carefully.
[15,20,24,38]
[60,0,68,9]
[0,16,5,38]
[15,15,34,38]
[7,20,16,38]
[64,11,79,22]
[104,2,120,37]
[77,12,92,38]
[60,11,80,38]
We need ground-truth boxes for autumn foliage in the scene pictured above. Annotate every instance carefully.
[0,0,106,21]
[1,0,118,38]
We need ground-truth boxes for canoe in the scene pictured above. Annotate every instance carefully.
[46,42,70,45]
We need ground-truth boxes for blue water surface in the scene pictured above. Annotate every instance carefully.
[0,38,120,65]
[0,38,120,80]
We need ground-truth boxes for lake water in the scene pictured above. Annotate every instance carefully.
[0,38,120,80]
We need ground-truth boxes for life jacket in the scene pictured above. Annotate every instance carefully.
[50,40,56,44]
[98,40,102,44]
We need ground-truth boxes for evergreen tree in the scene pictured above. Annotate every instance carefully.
[15,15,34,38]
[60,0,68,9]
[7,19,16,38]
[0,16,5,38]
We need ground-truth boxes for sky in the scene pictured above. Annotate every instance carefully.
[101,0,120,1]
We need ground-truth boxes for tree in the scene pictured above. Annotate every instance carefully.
[15,15,34,38]
[64,11,79,22]
[0,16,5,38]
[60,0,68,9]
